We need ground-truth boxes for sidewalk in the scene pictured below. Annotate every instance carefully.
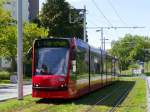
[0,83,16,89]
[0,83,32,101]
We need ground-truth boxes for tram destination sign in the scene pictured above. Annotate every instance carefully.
[35,39,69,48]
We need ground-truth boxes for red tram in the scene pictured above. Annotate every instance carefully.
[32,38,120,99]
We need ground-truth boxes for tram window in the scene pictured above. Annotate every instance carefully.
[103,57,107,74]
[76,47,89,79]
[107,57,112,75]
[116,60,120,75]
[90,52,101,75]
[95,58,100,74]
[35,48,69,76]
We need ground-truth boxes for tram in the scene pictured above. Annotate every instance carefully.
[32,38,120,99]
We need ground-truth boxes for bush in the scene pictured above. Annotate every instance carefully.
[121,69,132,76]
[0,71,10,80]
[144,72,150,76]
[128,64,140,69]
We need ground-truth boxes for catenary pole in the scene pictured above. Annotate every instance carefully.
[17,0,23,100]
[101,28,103,50]
[83,6,87,42]
[94,26,145,50]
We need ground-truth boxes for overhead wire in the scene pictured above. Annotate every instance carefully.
[107,0,140,35]
[106,0,135,42]
[107,0,127,26]
[90,0,113,27]
[87,10,107,27]
[87,18,99,27]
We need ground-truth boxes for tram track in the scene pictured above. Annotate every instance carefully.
[85,86,122,112]
[107,85,133,112]
[85,83,133,112]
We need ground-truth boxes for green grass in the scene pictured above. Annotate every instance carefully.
[0,74,31,84]
[0,80,11,84]
[116,78,147,112]
[0,70,32,84]
[0,77,147,112]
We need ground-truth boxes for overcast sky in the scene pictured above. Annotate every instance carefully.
[40,0,150,49]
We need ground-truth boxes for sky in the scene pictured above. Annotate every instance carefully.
[39,0,150,49]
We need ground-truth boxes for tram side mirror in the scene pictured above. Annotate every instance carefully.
[26,47,32,61]
[71,49,76,60]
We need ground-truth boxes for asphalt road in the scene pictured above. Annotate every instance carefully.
[0,84,32,101]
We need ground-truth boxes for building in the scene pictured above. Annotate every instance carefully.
[28,0,39,21]
[0,57,11,70]
[3,0,39,22]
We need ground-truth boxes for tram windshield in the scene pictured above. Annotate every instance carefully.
[35,48,69,76]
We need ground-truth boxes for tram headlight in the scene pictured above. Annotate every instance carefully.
[35,84,39,87]
[61,84,64,87]
[33,83,38,87]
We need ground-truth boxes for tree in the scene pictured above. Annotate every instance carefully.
[110,34,150,70]
[0,23,48,72]
[0,0,13,27]
[40,0,83,39]
[0,2,48,73]
[23,23,48,55]
[0,25,17,72]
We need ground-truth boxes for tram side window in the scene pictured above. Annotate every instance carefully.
[70,49,77,81]
[115,60,120,76]
[112,59,115,76]
[90,52,101,75]
[76,47,89,79]
[103,56,107,75]
[90,55,95,74]
[107,57,112,76]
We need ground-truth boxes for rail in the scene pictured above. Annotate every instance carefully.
[85,83,132,112]
[107,85,133,112]
[85,85,123,112]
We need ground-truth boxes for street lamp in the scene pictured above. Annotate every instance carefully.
[96,29,103,50]
[96,29,109,50]
[103,38,109,51]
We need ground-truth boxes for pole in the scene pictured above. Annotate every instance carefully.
[83,6,86,42]
[104,36,105,51]
[17,0,23,100]
[101,28,103,50]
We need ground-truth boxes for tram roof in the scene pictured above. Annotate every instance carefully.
[76,39,107,55]
[76,39,89,49]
